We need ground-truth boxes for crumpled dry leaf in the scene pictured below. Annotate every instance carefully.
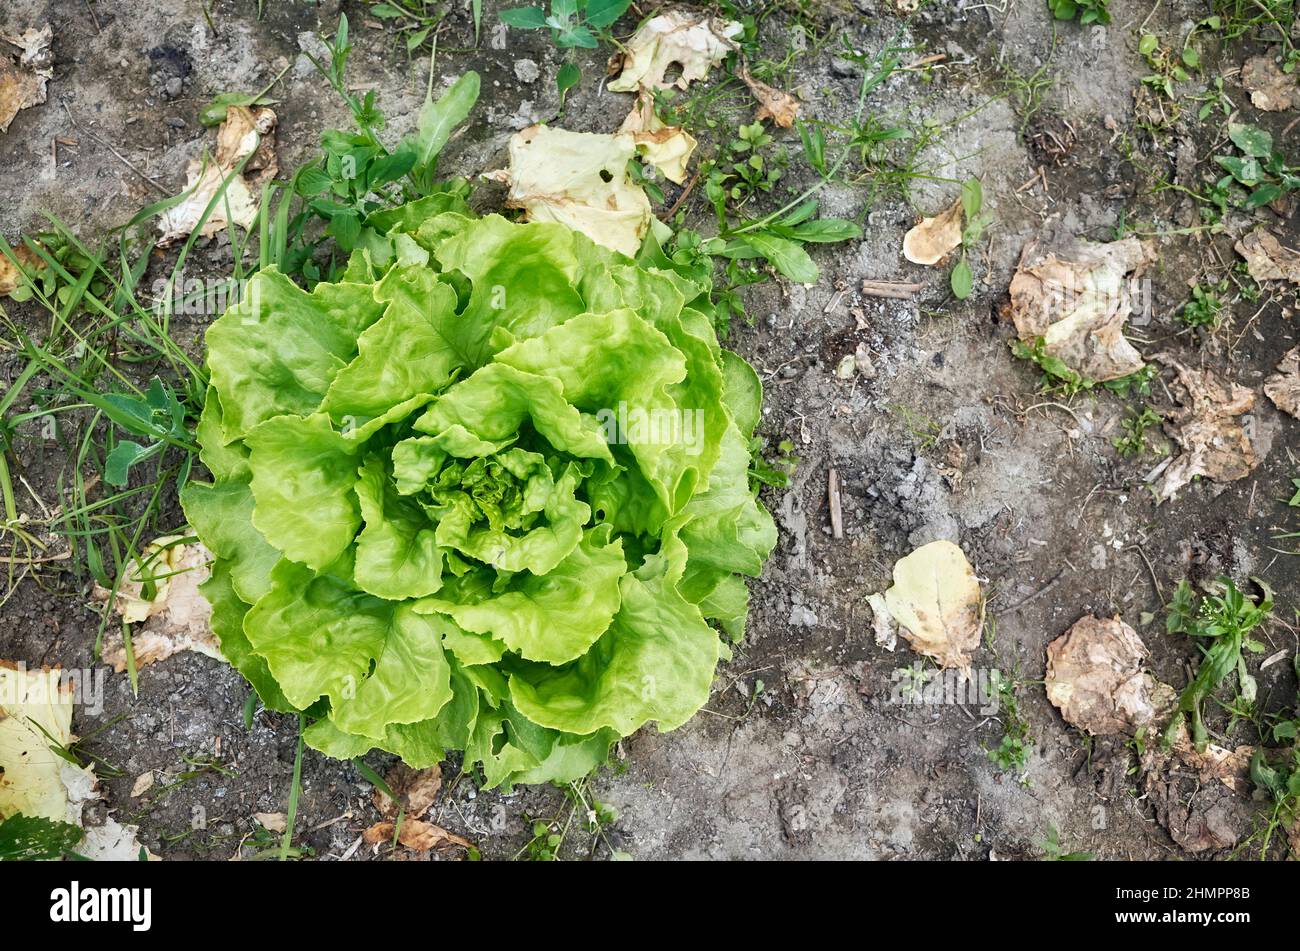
[871,540,983,672]
[488,124,652,258]
[0,242,45,295]
[363,818,473,854]
[1008,234,1154,382]
[865,592,896,651]
[607,11,741,93]
[739,67,799,128]
[130,771,155,798]
[1235,227,1300,284]
[0,662,158,858]
[156,105,278,246]
[1141,721,1256,852]
[0,23,53,133]
[1150,358,1258,502]
[1241,53,1297,112]
[902,198,963,266]
[1265,347,1300,418]
[94,537,220,672]
[372,763,443,820]
[1045,616,1174,736]
[618,90,696,185]
[255,811,287,833]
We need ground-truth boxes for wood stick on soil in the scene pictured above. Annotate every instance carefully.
[861,279,921,300]
[827,467,843,540]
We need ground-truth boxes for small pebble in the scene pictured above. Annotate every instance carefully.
[513,59,540,84]
[166,116,185,128]
[164,76,183,98]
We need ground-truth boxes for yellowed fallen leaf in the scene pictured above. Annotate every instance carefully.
[0,23,52,133]
[875,540,982,672]
[255,812,287,833]
[0,663,76,821]
[607,11,741,93]
[0,242,45,296]
[94,537,221,672]
[363,818,473,853]
[489,124,652,258]
[902,198,963,266]
[156,105,277,246]
[619,90,696,185]
[1235,227,1300,284]
[0,661,158,858]
[130,771,155,798]
[739,68,799,128]
[1007,234,1154,382]
[1150,358,1258,503]
[372,763,443,819]
[1265,347,1300,418]
[1045,616,1173,736]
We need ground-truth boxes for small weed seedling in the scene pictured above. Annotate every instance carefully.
[1047,0,1110,25]
[1112,405,1164,458]
[499,0,630,95]
[1038,824,1094,860]
[1179,280,1228,330]
[986,670,1032,779]
[950,178,991,300]
[1212,123,1300,212]
[1163,578,1272,752]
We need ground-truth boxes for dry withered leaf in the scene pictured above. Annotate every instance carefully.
[0,23,53,133]
[0,242,45,296]
[739,68,799,128]
[95,537,221,672]
[156,105,278,246]
[487,124,652,257]
[873,540,983,672]
[130,771,155,798]
[1150,359,1258,503]
[1008,234,1154,382]
[1265,347,1300,418]
[255,812,288,833]
[1235,227,1300,284]
[902,199,963,266]
[607,11,741,93]
[618,90,696,185]
[1141,721,1256,852]
[1045,616,1173,736]
[363,818,472,854]
[372,763,443,819]
[1241,53,1297,112]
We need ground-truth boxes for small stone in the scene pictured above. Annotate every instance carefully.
[166,116,185,128]
[513,59,540,84]
[164,76,183,98]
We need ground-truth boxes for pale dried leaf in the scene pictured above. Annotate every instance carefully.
[95,537,221,672]
[877,540,982,672]
[1235,227,1300,284]
[618,91,696,185]
[363,818,472,853]
[255,811,287,833]
[865,592,896,651]
[492,124,651,257]
[1241,54,1296,112]
[1008,234,1154,381]
[79,817,159,861]
[0,23,52,133]
[130,771,155,798]
[156,106,277,246]
[372,763,443,819]
[0,664,74,821]
[0,243,45,295]
[902,199,963,266]
[1151,358,1258,502]
[1265,347,1300,418]
[1045,616,1173,736]
[740,68,799,128]
[607,11,741,93]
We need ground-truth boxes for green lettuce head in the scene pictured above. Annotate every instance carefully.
[182,202,776,789]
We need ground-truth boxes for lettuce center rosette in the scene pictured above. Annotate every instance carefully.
[181,199,776,788]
